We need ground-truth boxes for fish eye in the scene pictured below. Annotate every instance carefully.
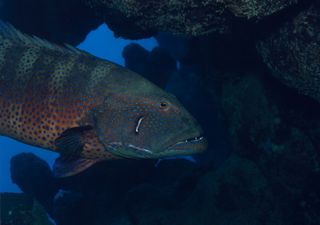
[160,102,168,108]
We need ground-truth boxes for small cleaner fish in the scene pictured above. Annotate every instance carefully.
[0,22,207,177]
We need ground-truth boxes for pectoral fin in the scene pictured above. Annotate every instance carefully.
[54,126,93,156]
[53,156,99,177]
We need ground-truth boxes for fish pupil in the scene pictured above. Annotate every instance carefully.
[160,102,167,108]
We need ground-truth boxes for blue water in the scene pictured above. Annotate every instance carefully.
[0,23,157,193]
[77,24,157,66]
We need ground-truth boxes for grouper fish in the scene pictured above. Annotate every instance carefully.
[0,22,207,177]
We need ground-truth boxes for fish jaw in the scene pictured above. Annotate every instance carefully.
[159,136,208,157]
[104,135,207,159]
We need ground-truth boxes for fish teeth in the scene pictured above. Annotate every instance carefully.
[184,136,204,143]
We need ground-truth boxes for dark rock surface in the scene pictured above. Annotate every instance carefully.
[10,152,282,225]
[0,0,300,41]
[204,66,320,225]
[84,0,298,38]
[0,193,54,225]
[257,3,320,102]
[156,27,320,225]
[0,0,101,45]
[124,154,280,225]
[222,0,298,18]
[10,153,208,225]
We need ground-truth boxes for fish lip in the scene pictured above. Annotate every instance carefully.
[163,135,208,155]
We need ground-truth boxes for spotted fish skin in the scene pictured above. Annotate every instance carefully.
[0,22,207,177]
[0,23,123,160]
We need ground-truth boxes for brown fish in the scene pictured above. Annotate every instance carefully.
[0,22,207,177]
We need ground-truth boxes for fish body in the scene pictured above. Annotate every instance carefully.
[0,23,207,177]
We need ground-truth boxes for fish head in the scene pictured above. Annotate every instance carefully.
[92,90,207,159]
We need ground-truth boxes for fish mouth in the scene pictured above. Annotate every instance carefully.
[105,136,207,159]
[159,135,208,157]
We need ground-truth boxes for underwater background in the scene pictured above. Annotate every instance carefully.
[1,0,320,225]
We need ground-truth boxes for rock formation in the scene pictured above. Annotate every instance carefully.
[0,0,101,45]
[0,193,54,225]
[84,0,298,38]
[257,3,320,102]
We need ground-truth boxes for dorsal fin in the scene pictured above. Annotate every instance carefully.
[0,21,90,56]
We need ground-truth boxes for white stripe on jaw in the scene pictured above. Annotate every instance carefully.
[128,144,153,154]
[135,116,144,133]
